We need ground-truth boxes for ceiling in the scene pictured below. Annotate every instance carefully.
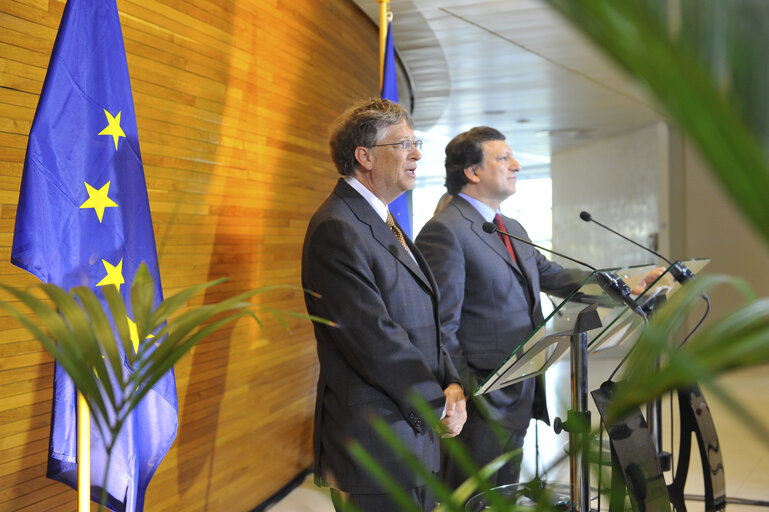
[351,0,668,178]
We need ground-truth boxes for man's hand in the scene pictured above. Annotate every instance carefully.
[630,266,666,295]
[438,383,467,438]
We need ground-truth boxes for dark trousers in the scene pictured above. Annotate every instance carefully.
[442,404,529,491]
[442,374,534,492]
[330,485,436,512]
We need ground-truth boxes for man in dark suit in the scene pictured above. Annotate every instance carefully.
[302,98,466,512]
[415,126,586,490]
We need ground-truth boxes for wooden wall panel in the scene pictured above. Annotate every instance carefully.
[0,0,380,509]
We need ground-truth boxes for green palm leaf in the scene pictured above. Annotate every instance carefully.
[545,0,769,245]
[0,263,331,510]
[608,275,769,442]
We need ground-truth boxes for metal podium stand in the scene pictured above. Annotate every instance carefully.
[473,260,710,511]
[588,260,723,512]
[475,263,664,511]
[584,259,710,459]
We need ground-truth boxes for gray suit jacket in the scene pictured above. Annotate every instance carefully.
[415,196,585,427]
[302,179,460,493]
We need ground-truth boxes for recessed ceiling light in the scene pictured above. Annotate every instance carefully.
[483,109,506,115]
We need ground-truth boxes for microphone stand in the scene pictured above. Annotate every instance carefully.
[556,304,602,512]
[483,221,646,511]
[482,221,646,317]
[579,211,705,474]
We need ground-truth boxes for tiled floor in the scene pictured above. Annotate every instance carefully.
[267,480,335,512]
[269,354,769,511]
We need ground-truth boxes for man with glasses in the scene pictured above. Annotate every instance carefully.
[302,98,466,512]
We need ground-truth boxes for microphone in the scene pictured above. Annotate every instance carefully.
[482,221,595,270]
[579,210,694,284]
[482,221,645,317]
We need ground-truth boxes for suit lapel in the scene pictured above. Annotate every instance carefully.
[334,180,432,292]
[398,216,441,294]
[503,218,539,307]
[453,197,523,276]
[452,196,539,314]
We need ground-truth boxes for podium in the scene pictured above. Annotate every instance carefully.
[474,259,710,511]
[473,262,678,394]
[587,258,709,355]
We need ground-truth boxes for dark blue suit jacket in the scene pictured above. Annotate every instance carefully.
[302,179,460,493]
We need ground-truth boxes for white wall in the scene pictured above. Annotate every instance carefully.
[551,123,662,269]
[679,137,769,319]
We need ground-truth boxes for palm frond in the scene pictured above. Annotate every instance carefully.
[0,264,327,484]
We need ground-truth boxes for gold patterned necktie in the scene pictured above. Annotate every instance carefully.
[386,211,411,253]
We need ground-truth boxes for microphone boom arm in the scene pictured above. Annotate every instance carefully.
[482,221,646,317]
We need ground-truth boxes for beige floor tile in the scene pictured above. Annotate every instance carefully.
[268,475,335,512]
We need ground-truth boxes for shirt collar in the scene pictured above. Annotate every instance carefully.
[458,192,498,222]
[345,176,389,223]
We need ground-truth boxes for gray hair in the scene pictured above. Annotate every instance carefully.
[329,98,412,176]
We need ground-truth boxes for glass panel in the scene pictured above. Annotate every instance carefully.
[588,258,710,353]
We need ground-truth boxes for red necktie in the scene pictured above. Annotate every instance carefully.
[493,213,517,264]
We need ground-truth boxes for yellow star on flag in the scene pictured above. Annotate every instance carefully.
[127,316,155,354]
[96,258,124,291]
[98,109,126,150]
[79,181,118,222]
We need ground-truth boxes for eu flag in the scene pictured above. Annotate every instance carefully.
[381,22,399,104]
[381,21,412,238]
[11,1,177,510]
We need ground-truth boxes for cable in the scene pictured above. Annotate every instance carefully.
[608,292,710,381]
[534,420,540,480]
[669,389,675,474]
[596,424,603,512]
[678,294,711,349]
[607,315,649,382]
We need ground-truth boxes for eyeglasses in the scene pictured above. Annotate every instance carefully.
[372,139,423,151]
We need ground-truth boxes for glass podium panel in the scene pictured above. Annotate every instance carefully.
[588,258,709,353]
[475,259,709,395]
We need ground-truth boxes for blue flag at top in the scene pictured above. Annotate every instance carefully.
[11,1,177,510]
[381,22,399,104]
[381,21,412,238]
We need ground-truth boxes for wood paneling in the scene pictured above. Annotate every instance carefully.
[0,0,380,509]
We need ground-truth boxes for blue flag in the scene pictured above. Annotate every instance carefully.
[381,21,412,237]
[381,22,399,104]
[11,1,177,510]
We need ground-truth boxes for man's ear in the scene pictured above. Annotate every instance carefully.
[354,146,374,171]
[464,165,480,184]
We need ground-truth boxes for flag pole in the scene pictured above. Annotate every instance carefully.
[78,392,90,511]
[377,0,389,88]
